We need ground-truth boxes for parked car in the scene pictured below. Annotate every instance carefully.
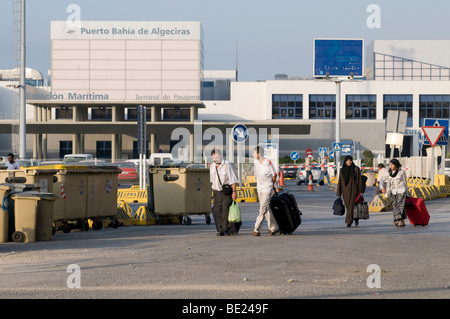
[113,161,138,183]
[282,167,297,179]
[296,167,323,185]
[39,161,63,166]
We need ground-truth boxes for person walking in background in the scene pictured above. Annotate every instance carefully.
[386,159,408,227]
[6,153,20,170]
[317,155,331,186]
[337,155,363,227]
[373,163,388,197]
[210,148,239,236]
[305,154,313,184]
[252,146,279,236]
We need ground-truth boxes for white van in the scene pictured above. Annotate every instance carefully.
[149,153,173,166]
[63,154,93,165]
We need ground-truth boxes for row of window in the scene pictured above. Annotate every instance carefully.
[60,140,148,159]
[272,94,450,124]
[55,107,190,121]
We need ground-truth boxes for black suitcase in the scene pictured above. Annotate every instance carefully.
[270,192,302,234]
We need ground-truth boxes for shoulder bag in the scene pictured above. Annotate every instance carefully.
[216,165,233,196]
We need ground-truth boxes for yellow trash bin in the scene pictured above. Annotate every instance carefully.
[0,184,13,243]
[149,167,212,224]
[86,166,121,220]
[11,191,57,243]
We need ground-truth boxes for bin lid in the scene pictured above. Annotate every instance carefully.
[11,191,57,200]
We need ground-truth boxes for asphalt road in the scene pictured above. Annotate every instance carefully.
[1,180,450,303]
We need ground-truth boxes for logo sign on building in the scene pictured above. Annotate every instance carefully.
[313,39,364,78]
[232,124,248,143]
[423,119,449,146]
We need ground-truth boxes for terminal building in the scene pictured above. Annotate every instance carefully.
[0,20,449,162]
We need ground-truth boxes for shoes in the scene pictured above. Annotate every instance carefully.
[354,219,359,227]
[392,220,399,227]
[269,229,280,236]
[346,223,351,227]
[316,183,321,186]
[217,232,225,236]
[252,231,260,236]
[398,219,405,227]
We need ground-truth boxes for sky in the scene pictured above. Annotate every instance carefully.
[1,0,450,82]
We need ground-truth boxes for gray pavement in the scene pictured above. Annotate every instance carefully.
[1,180,450,300]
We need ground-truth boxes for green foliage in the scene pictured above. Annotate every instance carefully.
[362,150,374,167]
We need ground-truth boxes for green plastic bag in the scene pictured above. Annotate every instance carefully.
[228,200,241,223]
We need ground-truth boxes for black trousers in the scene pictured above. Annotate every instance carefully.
[212,190,241,234]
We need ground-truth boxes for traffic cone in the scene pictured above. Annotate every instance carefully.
[307,173,314,191]
[279,170,285,187]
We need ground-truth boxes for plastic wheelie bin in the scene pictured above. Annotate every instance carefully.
[11,191,57,242]
[86,165,121,229]
[148,167,212,224]
[0,184,13,242]
[52,166,91,232]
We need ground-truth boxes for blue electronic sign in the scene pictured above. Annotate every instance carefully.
[313,39,364,77]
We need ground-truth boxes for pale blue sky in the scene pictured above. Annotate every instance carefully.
[1,0,449,81]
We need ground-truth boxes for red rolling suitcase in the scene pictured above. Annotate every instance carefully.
[404,197,430,226]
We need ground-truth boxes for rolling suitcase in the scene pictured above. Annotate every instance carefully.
[404,197,430,226]
[270,191,302,234]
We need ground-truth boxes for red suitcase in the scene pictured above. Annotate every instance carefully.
[404,197,430,226]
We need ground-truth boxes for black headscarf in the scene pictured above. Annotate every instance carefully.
[341,155,355,186]
[389,159,401,177]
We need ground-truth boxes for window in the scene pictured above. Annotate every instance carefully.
[374,52,450,81]
[126,107,151,121]
[59,141,72,159]
[383,95,413,127]
[419,95,450,126]
[272,94,302,119]
[91,108,112,121]
[55,108,73,120]
[96,141,111,159]
[162,108,190,121]
[346,95,376,119]
[309,95,335,119]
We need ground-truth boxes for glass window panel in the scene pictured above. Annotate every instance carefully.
[431,69,440,77]
[441,69,450,77]
[288,109,294,118]
[385,69,393,76]
[280,108,287,118]
[346,108,353,118]
[385,61,394,69]
[375,53,385,61]
[394,61,403,68]
[272,107,280,119]
[403,61,412,68]
[413,62,422,68]
[422,68,431,77]
[403,69,412,76]
[426,108,434,117]
[443,108,449,119]
[295,108,302,119]
[280,101,287,107]
[413,69,422,76]
[375,61,384,68]
[309,109,316,118]
[384,55,393,61]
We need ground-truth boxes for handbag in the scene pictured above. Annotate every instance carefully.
[216,165,233,196]
[353,195,369,220]
[333,197,345,216]
[228,201,241,223]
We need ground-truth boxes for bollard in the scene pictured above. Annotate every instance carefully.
[307,173,314,191]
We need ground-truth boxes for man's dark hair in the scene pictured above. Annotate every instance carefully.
[7,153,14,157]
[211,148,222,156]
[378,163,385,168]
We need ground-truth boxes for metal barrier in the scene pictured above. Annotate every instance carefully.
[117,187,147,203]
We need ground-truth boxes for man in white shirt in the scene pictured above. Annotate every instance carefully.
[6,153,20,170]
[209,148,239,236]
[317,155,331,186]
[252,146,279,236]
